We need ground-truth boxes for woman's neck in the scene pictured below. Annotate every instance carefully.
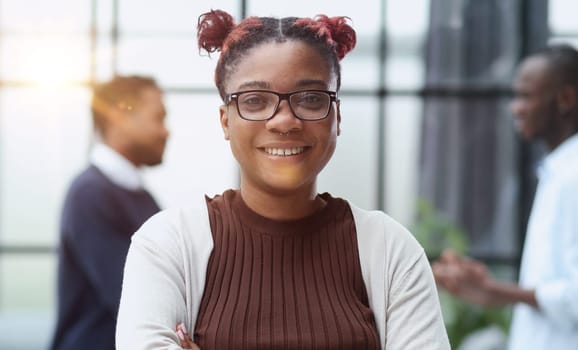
[239,186,326,221]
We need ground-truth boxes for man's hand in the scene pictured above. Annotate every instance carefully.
[432,249,507,306]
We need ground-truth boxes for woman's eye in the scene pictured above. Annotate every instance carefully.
[299,94,320,103]
[242,96,266,104]
[239,93,271,111]
[294,93,326,109]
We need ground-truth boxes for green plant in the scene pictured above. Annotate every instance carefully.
[412,199,511,349]
[412,199,467,257]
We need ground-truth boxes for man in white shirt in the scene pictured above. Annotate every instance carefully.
[433,44,578,350]
[50,75,169,350]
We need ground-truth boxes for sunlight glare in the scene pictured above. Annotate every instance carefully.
[10,35,89,87]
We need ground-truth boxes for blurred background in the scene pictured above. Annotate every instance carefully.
[0,0,577,349]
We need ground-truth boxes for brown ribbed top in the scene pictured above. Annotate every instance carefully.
[194,190,380,350]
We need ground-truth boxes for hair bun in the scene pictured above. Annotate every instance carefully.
[321,16,356,60]
[197,9,235,54]
[295,15,357,60]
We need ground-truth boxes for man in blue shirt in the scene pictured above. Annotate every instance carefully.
[50,75,169,350]
[433,44,578,349]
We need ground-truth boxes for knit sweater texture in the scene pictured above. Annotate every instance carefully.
[194,190,380,349]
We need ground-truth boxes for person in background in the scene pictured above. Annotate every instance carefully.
[433,44,578,350]
[116,10,450,350]
[50,75,169,350]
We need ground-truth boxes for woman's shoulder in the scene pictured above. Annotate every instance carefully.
[347,202,410,236]
[347,201,425,261]
[131,196,212,252]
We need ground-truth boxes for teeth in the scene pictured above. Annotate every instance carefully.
[265,147,304,156]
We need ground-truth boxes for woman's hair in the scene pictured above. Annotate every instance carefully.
[197,9,356,100]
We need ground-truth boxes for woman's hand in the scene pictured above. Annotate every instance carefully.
[176,323,201,350]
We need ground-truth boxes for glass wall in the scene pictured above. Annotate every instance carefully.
[550,0,578,45]
[0,2,91,347]
[0,0,573,348]
[420,0,522,259]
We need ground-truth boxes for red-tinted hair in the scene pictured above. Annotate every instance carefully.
[294,15,356,60]
[197,9,357,100]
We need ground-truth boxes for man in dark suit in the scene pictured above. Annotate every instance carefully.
[50,75,169,350]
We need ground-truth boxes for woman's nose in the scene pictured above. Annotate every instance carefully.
[266,100,303,133]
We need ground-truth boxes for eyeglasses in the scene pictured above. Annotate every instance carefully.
[224,89,338,121]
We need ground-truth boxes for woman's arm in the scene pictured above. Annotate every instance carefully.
[386,252,451,350]
[116,212,189,350]
[116,203,213,349]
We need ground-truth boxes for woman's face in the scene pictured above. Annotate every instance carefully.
[220,40,340,197]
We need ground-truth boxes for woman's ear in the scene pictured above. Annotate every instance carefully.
[219,105,230,140]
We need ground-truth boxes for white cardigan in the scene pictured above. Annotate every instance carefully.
[116,198,450,349]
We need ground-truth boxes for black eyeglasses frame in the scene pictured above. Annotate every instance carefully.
[224,89,338,121]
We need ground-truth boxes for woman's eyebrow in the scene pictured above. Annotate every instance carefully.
[236,79,328,91]
[295,79,327,88]
[237,81,271,90]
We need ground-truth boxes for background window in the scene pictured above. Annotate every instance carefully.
[0,0,572,349]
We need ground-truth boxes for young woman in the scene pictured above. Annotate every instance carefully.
[116,10,450,350]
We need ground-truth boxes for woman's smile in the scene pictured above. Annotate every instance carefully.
[262,146,307,156]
